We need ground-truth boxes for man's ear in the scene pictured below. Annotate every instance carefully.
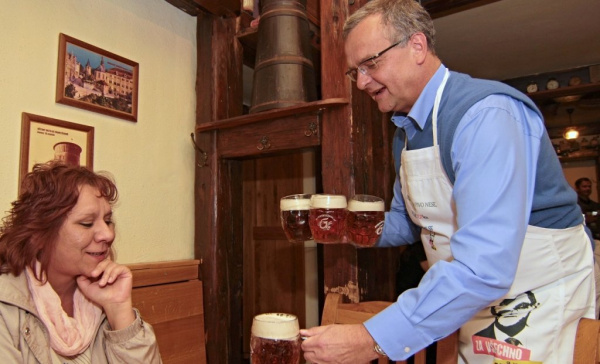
[409,32,428,65]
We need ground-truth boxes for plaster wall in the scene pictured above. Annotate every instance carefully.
[0,0,197,263]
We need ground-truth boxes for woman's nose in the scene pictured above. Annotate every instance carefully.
[96,222,115,244]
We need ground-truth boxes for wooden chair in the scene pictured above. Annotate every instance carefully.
[321,293,458,364]
[574,318,600,364]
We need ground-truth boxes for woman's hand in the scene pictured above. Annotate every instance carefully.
[77,259,135,330]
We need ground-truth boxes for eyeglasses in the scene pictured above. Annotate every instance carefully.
[345,40,403,82]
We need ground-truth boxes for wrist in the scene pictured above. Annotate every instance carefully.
[374,342,388,357]
[104,303,135,330]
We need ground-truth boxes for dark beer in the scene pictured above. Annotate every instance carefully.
[251,313,301,364]
[250,336,301,364]
[347,195,385,247]
[280,194,312,243]
[309,194,347,244]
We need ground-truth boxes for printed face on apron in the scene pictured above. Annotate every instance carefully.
[398,69,595,363]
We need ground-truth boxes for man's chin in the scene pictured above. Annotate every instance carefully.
[375,100,394,114]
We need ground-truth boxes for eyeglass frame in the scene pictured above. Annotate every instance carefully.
[345,39,405,82]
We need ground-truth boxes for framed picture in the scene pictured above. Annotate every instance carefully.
[56,33,139,122]
[19,112,94,184]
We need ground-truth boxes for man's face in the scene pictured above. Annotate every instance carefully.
[577,180,593,198]
[492,292,538,327]
[344,14,421,114]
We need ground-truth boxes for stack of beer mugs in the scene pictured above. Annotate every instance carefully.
[279,193,385,247]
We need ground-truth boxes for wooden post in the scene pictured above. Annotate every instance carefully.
[319,0,401,303]
[195,10,244,364]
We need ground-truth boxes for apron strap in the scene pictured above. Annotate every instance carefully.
[432,69,450,147]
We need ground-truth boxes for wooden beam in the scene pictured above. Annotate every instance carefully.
[421,0,502,19]
[164,0,241,17]
[192,0,240,17]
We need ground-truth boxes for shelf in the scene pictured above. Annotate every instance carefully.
[527,82,600,103]
[195,98,348,133]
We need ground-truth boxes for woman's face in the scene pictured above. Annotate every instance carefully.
[48,185,115,282]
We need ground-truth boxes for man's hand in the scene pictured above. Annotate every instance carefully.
[300,324,379,364]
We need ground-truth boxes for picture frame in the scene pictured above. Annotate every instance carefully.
[56,33,139,122]
[19,112,94,185]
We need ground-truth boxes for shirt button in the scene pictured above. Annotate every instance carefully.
[404,347,410,353]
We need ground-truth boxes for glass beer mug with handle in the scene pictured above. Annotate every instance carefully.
[309,194,348,244]
[280,194,313,243]
[347,194,385,247]
[250,313,301,364]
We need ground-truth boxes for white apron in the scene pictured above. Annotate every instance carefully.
[399,69,595,363]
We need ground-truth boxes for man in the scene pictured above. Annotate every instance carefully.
[300,0,595,363]
[575,177,600,240]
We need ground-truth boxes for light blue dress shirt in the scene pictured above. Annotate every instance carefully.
[365,65,546,360]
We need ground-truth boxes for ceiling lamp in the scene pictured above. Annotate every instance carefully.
[563,128,579,140]
[563,108,579,140]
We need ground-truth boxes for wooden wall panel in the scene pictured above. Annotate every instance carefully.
[152,316,207,364]
[242,152,309,359]
[129,260,206,364]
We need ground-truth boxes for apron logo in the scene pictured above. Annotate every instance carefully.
[472,336,532,361]
[472,291,540,361]
[426,225,436,250]
[413,201,437,208]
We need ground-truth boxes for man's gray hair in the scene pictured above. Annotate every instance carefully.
[343,0,436,55]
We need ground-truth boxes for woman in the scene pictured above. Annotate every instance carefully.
[0,161,162,363]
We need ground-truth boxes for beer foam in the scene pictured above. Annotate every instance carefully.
[348,199,384,212]
[310,194,347,209]
[280,197,311,210]
[251,313,299,340]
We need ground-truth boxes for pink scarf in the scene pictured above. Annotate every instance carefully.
[25,263,103,356]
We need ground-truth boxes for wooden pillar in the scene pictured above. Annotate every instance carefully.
[194,10,244,364]
[319,0,400,303]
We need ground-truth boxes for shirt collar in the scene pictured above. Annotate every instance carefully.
[390,64,447,132]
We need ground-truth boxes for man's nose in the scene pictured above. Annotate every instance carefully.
[356,72,371,90]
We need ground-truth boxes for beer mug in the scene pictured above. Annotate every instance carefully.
[280,194,312,243]
[347,194,385,247]
[309,194,347,244]
[250,313,301,364]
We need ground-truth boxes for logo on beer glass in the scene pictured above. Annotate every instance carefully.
[309,194,347,244]
[347,194,385,247]
[250,313,301,364]
[280,194,312,243]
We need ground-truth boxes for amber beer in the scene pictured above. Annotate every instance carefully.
[309,194,347,244]
[250,313,301,364]
[347,195,385,247]
[280,194,312,243]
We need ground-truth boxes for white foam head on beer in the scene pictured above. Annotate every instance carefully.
[280,195,311,211]
[348,197,384,212]
[252,313,299,340]
[310,194,347,209]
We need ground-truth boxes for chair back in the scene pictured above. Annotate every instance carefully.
[574,317,600,364]
[321,293,458,364]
